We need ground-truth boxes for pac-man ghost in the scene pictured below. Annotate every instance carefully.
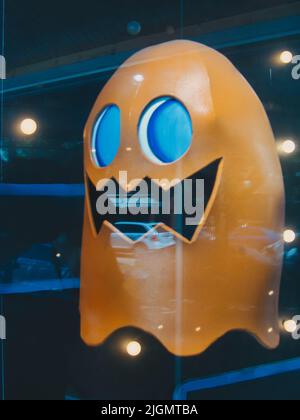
[81,40,285,356]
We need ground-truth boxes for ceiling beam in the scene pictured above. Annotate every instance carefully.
[3,2,300,96]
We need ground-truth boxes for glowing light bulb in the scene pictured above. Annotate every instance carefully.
[280,140,296,154]
[283,230,296,244]
[126,341,142,357]
[283,319,297,333]
[20,118,38,136]
[280,51,293,64]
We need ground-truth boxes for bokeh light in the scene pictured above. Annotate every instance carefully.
[126,341,142,357]
[127,21,141,36]
[283,319,297,333]
[20,118,38,136]
[280,139,296,154]
[280,50,293,64]
[283,229,296,244]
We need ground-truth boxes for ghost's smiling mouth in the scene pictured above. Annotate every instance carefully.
[87,158,223,243]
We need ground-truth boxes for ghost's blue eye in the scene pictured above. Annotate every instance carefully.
[138,97,192,164]
[92,105,120,167]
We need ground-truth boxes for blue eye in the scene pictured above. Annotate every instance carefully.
[92,105,120,167]
[138,97,192,164]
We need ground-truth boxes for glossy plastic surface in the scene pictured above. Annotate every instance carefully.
[81,40,285,356]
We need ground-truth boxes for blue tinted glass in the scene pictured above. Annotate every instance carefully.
[93,105,120,167]
[147,99,192,163]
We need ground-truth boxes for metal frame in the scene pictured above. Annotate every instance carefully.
[173,357,300,400]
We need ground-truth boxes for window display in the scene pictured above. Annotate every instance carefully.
[0,0,299,402]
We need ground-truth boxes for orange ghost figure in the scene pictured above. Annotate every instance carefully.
[81,40,285,356]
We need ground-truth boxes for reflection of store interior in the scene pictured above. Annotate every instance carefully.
[0,0,300,400]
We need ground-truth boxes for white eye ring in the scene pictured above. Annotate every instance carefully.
[138,97,169,165]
